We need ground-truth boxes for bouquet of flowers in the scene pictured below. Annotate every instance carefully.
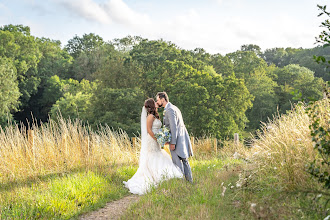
[155,127,171,149]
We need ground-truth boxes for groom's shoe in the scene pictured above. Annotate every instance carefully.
[185,175,193,184]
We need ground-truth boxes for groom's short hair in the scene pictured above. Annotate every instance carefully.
[157,92,169,102]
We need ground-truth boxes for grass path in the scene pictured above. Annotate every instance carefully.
[80,195,140,220]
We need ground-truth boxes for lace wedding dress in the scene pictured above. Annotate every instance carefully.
[123,107,183,195]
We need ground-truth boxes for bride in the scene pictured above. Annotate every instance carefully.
[123,98,183,195]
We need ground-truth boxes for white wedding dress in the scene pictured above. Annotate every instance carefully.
[123,107,183,195]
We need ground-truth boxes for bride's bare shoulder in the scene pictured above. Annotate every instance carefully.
[147,114,155,121]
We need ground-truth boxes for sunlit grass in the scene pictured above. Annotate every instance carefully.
[250,100,329,190]
[122,157,246,220]
[0,117,139,184]
[0,165,137,219]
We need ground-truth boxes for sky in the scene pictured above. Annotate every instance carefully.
[0,0,329,54]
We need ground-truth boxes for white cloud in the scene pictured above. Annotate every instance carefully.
[14,0,323,54]
[54,0,151,28]
[104,0,151,28]
[137,7,320,55]
[56,0,112,24]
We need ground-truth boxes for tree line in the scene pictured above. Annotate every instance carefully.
[0,24,327,138]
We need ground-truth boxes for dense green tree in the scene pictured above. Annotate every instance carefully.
[37,38,73,79]
[21,38,75,122]
[261,46,330,81]
[130,39,182,73]
[181,48,212,70]
[65,33,104,59]
[226,50,278,129]
[49,76,97,121]
[140,60,253,138]
[0,57,21,126]
[94,56,141,89]
[210,54,234,76]
[274,64,324,112]
[261,47,302,67]
[90,87,145,136]
[241,44,261,56]
[65,33,106,81]
[111,35,144,53]
[0,24,42,108]
[245,68,278,129]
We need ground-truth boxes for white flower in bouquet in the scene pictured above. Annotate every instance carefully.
[155,127,171,149]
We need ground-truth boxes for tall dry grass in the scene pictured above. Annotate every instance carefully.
[0,117,140,184]
[190,135,251,161]
[250,99,329,190]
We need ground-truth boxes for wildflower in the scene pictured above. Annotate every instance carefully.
[221,186,227,197]
[250,203,257,214]
[233,152,240,159]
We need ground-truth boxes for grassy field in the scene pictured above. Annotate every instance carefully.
[0,99,329,219]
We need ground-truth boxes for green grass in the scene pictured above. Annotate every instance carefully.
[1,156,328,219]
[121,157,247,219]
[0,165,137,219]
[121,157,329,220]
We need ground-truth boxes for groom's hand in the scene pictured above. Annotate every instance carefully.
[170,144,175,151]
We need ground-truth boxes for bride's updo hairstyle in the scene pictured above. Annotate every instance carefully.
[144,98,160,119]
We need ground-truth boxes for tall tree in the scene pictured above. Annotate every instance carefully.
[241,44,261,56]
[0,57,21,126]
[141,60,253,138]
[65,33,104,59]
[274,64,324,112]
[210,54,234,76]
[50,77,97,121]
[226,50,278,129]
[0,25,42,108]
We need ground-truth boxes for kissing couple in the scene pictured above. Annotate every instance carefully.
[123,92,194,195]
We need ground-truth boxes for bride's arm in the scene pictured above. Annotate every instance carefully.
[147,115,157,141]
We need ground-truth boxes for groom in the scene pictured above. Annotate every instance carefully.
[156,92,193,183]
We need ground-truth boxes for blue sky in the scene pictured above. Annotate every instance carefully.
[0,0,328,54]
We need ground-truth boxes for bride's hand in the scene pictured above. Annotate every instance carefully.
[170,144,175,151]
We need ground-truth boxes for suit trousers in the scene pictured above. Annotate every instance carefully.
[170,150,193,183]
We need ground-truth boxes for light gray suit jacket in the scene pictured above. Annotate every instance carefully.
[163,102,193,158]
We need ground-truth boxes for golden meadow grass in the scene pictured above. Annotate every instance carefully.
[0,117,140,184]
[250,99,329,190]
[0,115,228,185]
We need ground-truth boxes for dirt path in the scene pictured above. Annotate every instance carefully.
[80,195,140,220]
